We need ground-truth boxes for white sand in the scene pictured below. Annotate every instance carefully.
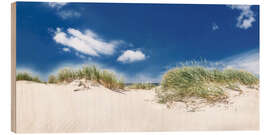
[15,81,259,133]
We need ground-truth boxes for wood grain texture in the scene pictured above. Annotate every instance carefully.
[11,2,16,133]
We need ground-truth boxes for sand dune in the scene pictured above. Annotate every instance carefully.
[16,81,259,133]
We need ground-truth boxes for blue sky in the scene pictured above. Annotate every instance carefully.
[16,2,259,82]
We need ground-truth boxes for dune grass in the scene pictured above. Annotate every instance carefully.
[48,75,57,84]
[16,72,42,83]
[54,66,124,89]
[99,70,124,89]
[157,66,259,103]
[127,83,157,90]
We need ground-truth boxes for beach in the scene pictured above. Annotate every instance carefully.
[15,80,259,133]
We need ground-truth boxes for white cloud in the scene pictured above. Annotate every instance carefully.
[228,5,255,29]
[57,10,81,19]
[48,2,67,9]
[212,23,219,31]
[53,28,121,57]
[62,48,70,52]
[222,49,259,74]
[117,50,146,63]
[47,2,81,19]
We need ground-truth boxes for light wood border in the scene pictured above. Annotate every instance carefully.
[11,2,16,133]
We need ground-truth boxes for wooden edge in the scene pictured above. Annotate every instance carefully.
[11,2,16,133]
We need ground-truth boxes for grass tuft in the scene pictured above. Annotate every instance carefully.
[57,68,77,82]
[127,83,157,90]
[54,65,124,90]
[158,66,258,103]
[16,72,42,83]
[48,75,57,84]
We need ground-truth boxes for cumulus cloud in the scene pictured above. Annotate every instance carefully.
[228,5,255,29]
[117,50,146,63]
[212,22,219,31]
[53,28,121,57]
[48,2,67,9]
[57,10,81,19]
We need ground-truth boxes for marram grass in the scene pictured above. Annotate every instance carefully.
[127,83,157,90]
[157,66,259,103]
[53,66,124,90]
[16,66,124,90]
[16,72,42,83]
[48,75,57,84]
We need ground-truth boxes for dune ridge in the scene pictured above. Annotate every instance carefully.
[16,80,259,133]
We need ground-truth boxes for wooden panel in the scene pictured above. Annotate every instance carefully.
[11,2,260,133]
[11,2,16,133]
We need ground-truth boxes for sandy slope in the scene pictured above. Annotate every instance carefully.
[16,81,259,133]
